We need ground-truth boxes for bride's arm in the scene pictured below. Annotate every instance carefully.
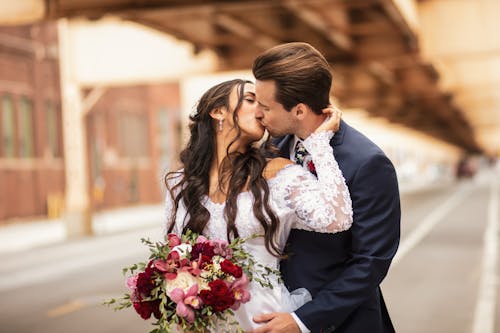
[270,131,352,233]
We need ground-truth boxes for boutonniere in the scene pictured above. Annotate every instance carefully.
[307,160,316,175]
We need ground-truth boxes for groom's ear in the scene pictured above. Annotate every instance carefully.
[293,103,309,120]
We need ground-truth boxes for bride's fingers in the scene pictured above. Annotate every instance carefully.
[319,106,342,132]
[321,105,342,116]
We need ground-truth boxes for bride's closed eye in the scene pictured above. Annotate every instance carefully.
[244,94,256,103]
[244,91,256,104]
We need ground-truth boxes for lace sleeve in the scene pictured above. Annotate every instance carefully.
[273,131,353,233]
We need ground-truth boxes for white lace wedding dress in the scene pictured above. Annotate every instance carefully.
[164,131,353,331]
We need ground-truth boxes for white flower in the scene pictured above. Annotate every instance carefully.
[212,255,223,271]
[198,278,210,291]
[165,272,199,296]
[200,270,212,279]
[171,243,192,259]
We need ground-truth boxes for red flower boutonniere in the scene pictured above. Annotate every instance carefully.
[307,160,316,174]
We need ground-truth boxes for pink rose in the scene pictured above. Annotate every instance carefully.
[167,234,181,248]
[196,235,208,243]
[126,275,138,291]
[211,240,233,259]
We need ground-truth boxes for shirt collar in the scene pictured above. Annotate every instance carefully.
[289,117,330,159]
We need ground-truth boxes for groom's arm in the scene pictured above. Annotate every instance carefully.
[293,153,400,332]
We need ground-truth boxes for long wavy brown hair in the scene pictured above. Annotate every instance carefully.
[165,79,282,257]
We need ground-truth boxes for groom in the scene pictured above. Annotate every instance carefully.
[251,42,401,333]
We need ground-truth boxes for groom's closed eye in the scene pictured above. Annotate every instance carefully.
[257,101,270,111]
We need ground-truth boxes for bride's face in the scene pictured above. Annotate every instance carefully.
[227,83,265,144]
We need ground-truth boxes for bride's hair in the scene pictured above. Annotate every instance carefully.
[165,79,282,257]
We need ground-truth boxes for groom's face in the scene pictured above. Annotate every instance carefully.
[255,80,296,137]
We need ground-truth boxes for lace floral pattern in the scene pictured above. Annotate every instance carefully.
[300,130,353,231]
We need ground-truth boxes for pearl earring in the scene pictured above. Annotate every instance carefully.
[218,118,223,132]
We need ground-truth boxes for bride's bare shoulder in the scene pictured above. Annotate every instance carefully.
[263,158,294,180]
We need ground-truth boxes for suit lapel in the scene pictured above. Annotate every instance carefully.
[275,135,294,158]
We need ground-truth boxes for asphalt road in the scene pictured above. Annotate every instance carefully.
[0,173,498,333]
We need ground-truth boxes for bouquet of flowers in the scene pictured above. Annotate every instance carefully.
[105,230,277,333]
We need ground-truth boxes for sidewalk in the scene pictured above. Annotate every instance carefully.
[0,204,164,254]
[0,177,461,254]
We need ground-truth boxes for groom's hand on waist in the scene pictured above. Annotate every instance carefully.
[251,312,301,333]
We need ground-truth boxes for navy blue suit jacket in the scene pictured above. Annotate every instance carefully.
[275,120,400,333]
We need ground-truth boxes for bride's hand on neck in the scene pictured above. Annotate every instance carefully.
[314,105,342,134]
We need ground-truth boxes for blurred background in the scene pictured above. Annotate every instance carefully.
[0,0,499,332]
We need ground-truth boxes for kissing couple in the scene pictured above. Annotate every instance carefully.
[164,42,400,333]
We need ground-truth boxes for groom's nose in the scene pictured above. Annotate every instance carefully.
[255,107,263,120]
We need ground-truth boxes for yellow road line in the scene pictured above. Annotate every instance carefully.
[46,300,85,317]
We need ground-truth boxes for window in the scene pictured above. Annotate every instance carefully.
[1,95,15,157]
[157,107,181,174]
[46,100,59,157]
[117,112,149,158]
[18,97,34,158]
[158,107,169,162]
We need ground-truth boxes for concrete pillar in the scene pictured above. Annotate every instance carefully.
[57,19,92,237]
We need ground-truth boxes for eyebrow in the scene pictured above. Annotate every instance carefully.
[257,101,269,108]
[245,91,255,97]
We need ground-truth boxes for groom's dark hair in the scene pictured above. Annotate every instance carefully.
[252,42,332,115]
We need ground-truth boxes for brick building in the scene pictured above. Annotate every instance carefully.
[86,83,182,211]
[0,23,63,222]
[0,22,182,223]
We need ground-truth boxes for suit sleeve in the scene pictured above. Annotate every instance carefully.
[294,153,401,332]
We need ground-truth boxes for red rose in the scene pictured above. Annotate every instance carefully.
[136,261,159,296]
[136,271,155,295]
[207,279,228,295]
[220,259,242,278]
[199,279,235,312]
[199,254,212,268]
[133,299,161,320]
[191,242,215,259]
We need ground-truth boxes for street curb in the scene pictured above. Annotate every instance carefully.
[0,204,164,254]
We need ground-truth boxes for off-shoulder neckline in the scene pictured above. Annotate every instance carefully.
[205,163,299,206]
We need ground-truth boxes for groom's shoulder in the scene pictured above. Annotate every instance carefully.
[341,122,391,164]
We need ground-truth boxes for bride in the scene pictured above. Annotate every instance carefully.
[164,79,353,331]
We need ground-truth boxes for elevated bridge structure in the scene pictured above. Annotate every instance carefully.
[3,0,499,237]
[36,0,489,153]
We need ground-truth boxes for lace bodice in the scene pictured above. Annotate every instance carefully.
[163,131,353,330]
